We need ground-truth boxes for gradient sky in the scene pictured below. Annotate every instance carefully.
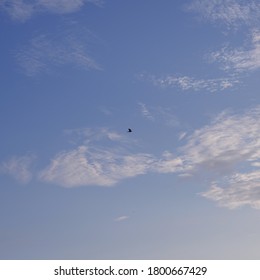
[0,0,260,259]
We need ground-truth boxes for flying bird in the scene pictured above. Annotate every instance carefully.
[127,128,132,133]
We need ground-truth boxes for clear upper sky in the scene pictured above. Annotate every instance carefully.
[0,0,260,259]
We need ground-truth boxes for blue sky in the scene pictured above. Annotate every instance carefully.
[0,0,260,259]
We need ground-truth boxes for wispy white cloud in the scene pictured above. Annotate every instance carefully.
[0,0,34,21]
[114,215,129,222]
[139,1,259,94]
[185,1,260,87]
[1,154,35,183]
[152,151,184,174]
[99,106,114,116]
[39,127,183,187]
[40,106,260,213]
[202,170,260,209]
[139,73,239,92]
[16,30,101,76]
[138,102,179,127]
[155,107,179,127]
[39,0,103,14]
[40,127,154,187]
[181,106,260,174]
[3,107,259,210]
[178,132,187,141]
[63,127,130,146]
[39,146,155,187]
[208,30,260,72]
[0,0,103,21]
[39,146,185,187]
[138,102,154,121]
[181,106,260,209]
[186,0,260,28]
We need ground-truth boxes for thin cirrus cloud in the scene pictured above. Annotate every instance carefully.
[202,170,260,209]
[186,0,260,28]
[139,73,239,92]
[138,102,154,121]
[3,0,103,76]
[0,106,258,210]
[138,102,179,127]
[1,106,259,209]
[186,1,260,74]
[39,127,183,187]
[39,127,157,187]
[63,127,131,146]
[184,106,260,209]
[139,1,260,93]
[0,0,103,21]
[114,215,129,222]
[38,105,260,210]
[0,154,35,183]
[39,146,156,187]
[208,30,260,73]
[181,106,260,175]
[137,105,260,208]
[16,32,101,76]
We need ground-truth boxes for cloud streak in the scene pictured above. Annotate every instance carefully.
[0,0,103,21]
[138,102,154,121]
[139,73,239,92]
[138,103,179,127]
[114,215,129,222]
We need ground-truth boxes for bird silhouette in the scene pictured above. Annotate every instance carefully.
[127,128,132,132]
